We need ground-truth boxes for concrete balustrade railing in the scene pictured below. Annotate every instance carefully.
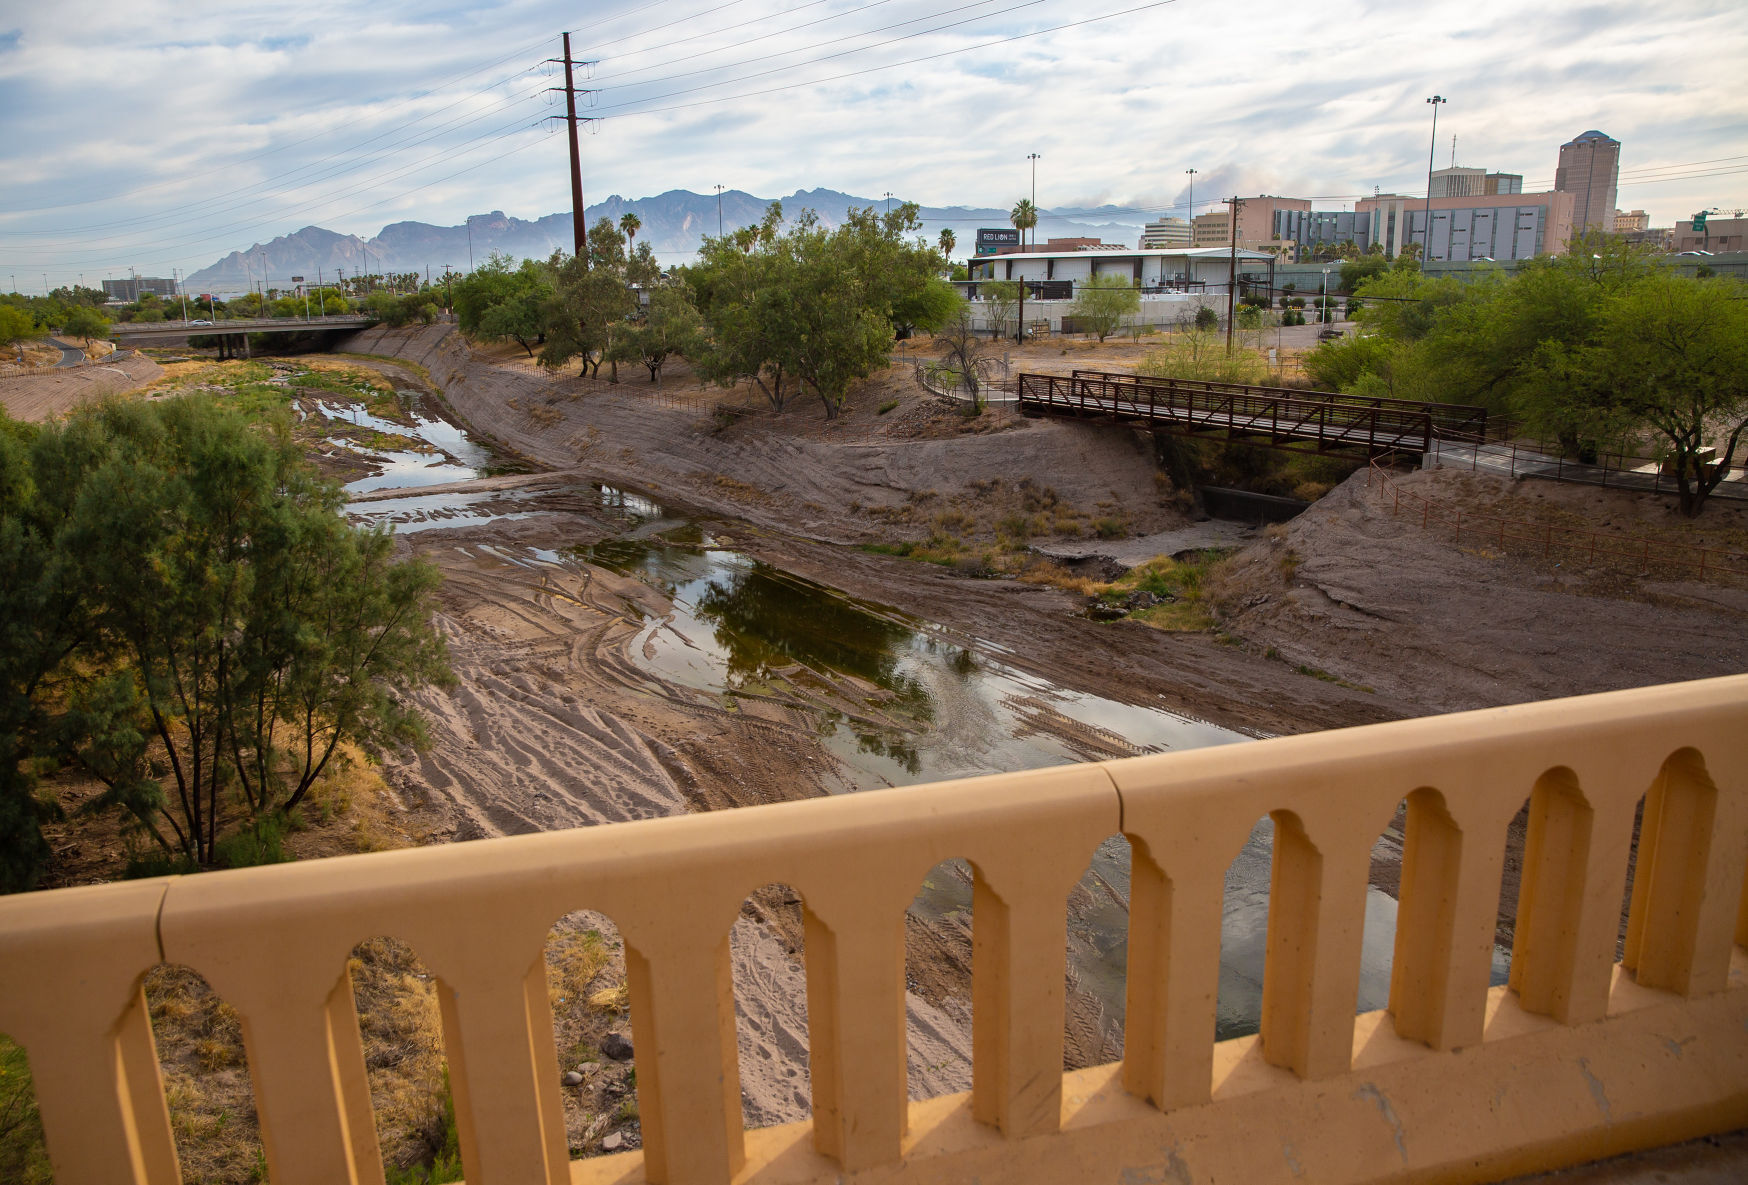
[3,676,1747,1185]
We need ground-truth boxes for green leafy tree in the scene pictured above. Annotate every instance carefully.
[891,276,961,340]
[1526,272,1748,517]
[686,201,942,416]
[1070,274,1141,342]
[608,285,704,384]
[1339,253,1390,293]
[687,205,796,410]
[61,307,109,340]
[473,261,552,354]
[538,219,656,379]
[8,397,453,869]
[980,279,1020,341]
[0,305,39,349]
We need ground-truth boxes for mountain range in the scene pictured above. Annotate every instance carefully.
[182,189,1152,293]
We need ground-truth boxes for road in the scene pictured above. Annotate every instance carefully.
[49,337,84,368]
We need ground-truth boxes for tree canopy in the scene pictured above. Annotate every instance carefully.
[0,397,451,884]
[1069,274,1141,342]
[685,201,947,417]
[1304,239,1748,515]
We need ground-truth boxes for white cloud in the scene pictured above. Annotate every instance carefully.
[2,0,1745,288]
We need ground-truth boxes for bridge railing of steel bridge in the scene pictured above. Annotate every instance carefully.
[1017,371,1479,456]
[1067,370,1491,443]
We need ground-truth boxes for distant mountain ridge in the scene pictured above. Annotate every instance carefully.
[184,188,1148,292]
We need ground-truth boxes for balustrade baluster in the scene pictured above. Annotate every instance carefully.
[434,951,570,1185]
[1624,748,1748,996]
[1260,815,1373,1079]
[622,930,745,1185]
[1120,841,1228,1110]
[802,907,908,1171]
[972,872,1076,1137]
[0,880,179,1185]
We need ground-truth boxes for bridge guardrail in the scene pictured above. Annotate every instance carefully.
[3,679,1747,1185]
[1069,369,1491,442]
[1020,372,1436,454]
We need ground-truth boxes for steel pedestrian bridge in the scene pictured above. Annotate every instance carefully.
[1018,369,1489,456]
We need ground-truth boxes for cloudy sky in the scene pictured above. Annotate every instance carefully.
[2,0,1745,291]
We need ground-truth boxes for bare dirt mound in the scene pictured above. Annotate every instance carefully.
[1212,466,1748,714]
[0,350,161,421]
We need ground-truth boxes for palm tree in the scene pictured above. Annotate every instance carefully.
[1010,199,1038,249]
[620,212,642,249]
[938,228,957,257]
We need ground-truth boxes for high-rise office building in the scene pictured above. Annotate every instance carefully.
[1555,130,1620,235]
[1139,217,1191,248]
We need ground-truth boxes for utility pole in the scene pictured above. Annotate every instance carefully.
[442,264,455,315]
[1423,95,1446,262]
[1225,196,1244,353]
[1185,168,1197,226]
[715,184,725,236]
[884,190,893,215]
[548,33,598,265]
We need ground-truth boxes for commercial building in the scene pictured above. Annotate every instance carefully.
[1191,195,1310,249]
[1139,217,1191,248]
[1356,190,1575,261]
[1555,130,1620,234]
[102,275,179,301]
[1672,214,1748,254]
[1273,209,1372,257]
[1428,167,1523,198]
[961,245,1275,333]
[1613,209,1649,233]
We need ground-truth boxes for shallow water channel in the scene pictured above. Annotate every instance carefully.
[340,405,1502,1044]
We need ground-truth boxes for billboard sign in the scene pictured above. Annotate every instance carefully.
[975,228,1020,256]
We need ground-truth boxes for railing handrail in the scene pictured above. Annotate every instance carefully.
[1019,372,1437,452]
[1068,368,1490,430]
[4,677,1747,1185]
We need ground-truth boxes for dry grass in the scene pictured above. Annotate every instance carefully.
[348,939,450,1172]
[1020,552,1233,632]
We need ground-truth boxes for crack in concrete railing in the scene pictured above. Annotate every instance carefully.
[1354,1082,1409,1163]
[1578,1057,1614,1123]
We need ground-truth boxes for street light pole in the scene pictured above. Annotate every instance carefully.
[1027,153,1041,248]
[1423,95,1445,262]
[1185,168,1197,226]
[715,184,725,236]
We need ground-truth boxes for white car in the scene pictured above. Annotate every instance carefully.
[189,319,213,326]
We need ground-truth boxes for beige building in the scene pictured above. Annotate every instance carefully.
[1429,167,1524,198]
[1139,216,1191,248]
[1555,130,1620,235]
[1191,195,1309,250]
[1613,209,1649,233]
[1357,190,1575,261]
[1672,215,1748,253]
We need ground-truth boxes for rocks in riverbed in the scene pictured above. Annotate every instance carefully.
[602,1031,634,1061]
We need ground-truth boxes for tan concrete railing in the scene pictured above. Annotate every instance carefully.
[3,676,1747,1185]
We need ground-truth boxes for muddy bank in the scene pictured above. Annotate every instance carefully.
[1214,467,1748,714]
